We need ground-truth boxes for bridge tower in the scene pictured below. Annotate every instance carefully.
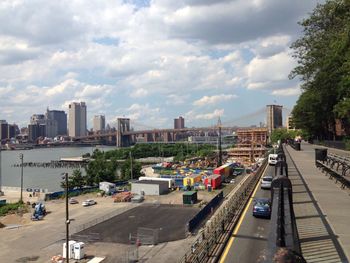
[116,118,131,147]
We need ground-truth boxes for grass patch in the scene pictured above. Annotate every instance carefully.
[0,202,27,217]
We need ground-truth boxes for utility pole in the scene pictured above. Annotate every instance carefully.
[130,151,133,180]
[19,153,24,203]
[63,172,70,263]
[217,117,222,166]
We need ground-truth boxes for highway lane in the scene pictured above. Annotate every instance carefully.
[219,165,274,263]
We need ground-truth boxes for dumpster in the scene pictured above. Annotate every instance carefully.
[183,191,197,205]
[315,148,327,163]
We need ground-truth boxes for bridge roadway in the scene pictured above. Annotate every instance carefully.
[219,164,273,263]
[219,142,350,263]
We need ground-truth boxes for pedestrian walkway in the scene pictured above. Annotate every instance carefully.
[284,142,349,263]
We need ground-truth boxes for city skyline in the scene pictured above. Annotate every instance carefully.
[0,1,325,128]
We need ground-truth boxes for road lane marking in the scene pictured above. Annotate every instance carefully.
[219,164,269,263]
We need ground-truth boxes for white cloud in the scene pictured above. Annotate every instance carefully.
[196,109,224,120]
[193,94,237,106]
[271,86,301,96]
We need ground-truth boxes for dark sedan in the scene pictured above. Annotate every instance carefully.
[252,198,271,218]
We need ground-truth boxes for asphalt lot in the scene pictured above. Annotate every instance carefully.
[75,204,200,244]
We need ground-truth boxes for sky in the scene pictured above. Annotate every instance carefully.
[0,0,325,129]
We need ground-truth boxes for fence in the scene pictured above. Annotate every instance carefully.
[188,191,224,232]
[179,158,267,263]
[313,140,346,150]
[44,186,98,200]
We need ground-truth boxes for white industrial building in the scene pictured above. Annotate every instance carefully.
[131,180,169,196]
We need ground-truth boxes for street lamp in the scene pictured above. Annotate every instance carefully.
[19,153,24,203]
[62,172,70,263]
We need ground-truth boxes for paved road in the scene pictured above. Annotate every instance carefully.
[219,165,273,263]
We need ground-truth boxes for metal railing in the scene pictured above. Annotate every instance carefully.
[264,145,305,262]
[316,152,350,189]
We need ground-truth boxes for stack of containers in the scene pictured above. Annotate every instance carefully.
[203,174,222,189]
[183,174,202,187]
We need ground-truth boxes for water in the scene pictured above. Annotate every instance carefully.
[0,146,116,192]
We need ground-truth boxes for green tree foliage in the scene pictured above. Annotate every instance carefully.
[120,158,142,180]
[270,128,302,144]
[290,0,350,139]
[84,143,215,183]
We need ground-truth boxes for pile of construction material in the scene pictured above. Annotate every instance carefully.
[113,192,132,202]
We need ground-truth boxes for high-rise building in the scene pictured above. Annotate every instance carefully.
[266,105,283,135]
[46,109,67,136]
[68,102,87,137]
[28,124,46,142]
[0,120,8,140]
[286,114,296,131]
[7,124,16,139]
[93,115,105,132]
[30,114,46,125]
[174,116,185,129]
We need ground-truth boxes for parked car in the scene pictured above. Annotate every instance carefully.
[253,198,271,218]
[82,199,96,207]
[69,198,79,204]
[268,154,278,165]
[230,179,236,184]
[261,175,273,189]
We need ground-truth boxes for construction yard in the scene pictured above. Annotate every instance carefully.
[0,187,225,262]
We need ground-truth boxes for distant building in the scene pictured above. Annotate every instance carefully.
[46,109,67,136]
[68,102,87,137]
[28,124,46,142]
[286,114,296,131]
[93,115,105,132]
[30,114,46,125]
[0,120,8,140]
[174,116,185,129]
[266,105,283,135]
[7,124,16,139]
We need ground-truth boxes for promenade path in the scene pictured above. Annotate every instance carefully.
[285,142,350,263]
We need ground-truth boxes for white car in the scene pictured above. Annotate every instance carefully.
[230,179,236,184]
[268,154,278,165]
[82,199,96,207]
[261,175,273,189]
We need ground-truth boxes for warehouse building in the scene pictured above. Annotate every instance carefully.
[131,180,169,196]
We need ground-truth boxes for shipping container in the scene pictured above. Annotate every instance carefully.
[183,174,202,186]
[138,176,174,188]
[211,174,222,189]
[183,191,197,204]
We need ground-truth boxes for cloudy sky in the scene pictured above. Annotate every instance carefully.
[0,0,324,129]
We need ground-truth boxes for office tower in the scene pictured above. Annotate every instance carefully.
[93,115,105,132]
[68,102,87,137]
[7,124,16,139]
[45,118,58,138]
[174,116,185,129]
[286,114,296,131]
[0,120,8,140]
[266,105,283,135]
[46,109,67,135]
[28,124,46,142]
[30,114,46,125]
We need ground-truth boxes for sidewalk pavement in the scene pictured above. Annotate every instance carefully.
[285,142,350,263]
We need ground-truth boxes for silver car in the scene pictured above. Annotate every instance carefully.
[82,199,96,206]
[261,175,273,189]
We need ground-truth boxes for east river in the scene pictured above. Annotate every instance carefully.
[0,146,115,192]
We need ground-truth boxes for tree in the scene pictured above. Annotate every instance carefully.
[70,169,85,189]
[290,0,350,139]
[120,158,142,181]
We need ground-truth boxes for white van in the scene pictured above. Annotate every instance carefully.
[268,154,278,165]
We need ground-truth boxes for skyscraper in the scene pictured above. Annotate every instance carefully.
[93,115,105,132]
[68,102,87,137]
[266,105,283,135]
[174,116,185,129]
[0,120,8,140]
[46,109,67,136]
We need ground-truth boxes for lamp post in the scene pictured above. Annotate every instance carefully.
[130,151,133,180]
[19,153,24,203]
[62,172,70,263]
